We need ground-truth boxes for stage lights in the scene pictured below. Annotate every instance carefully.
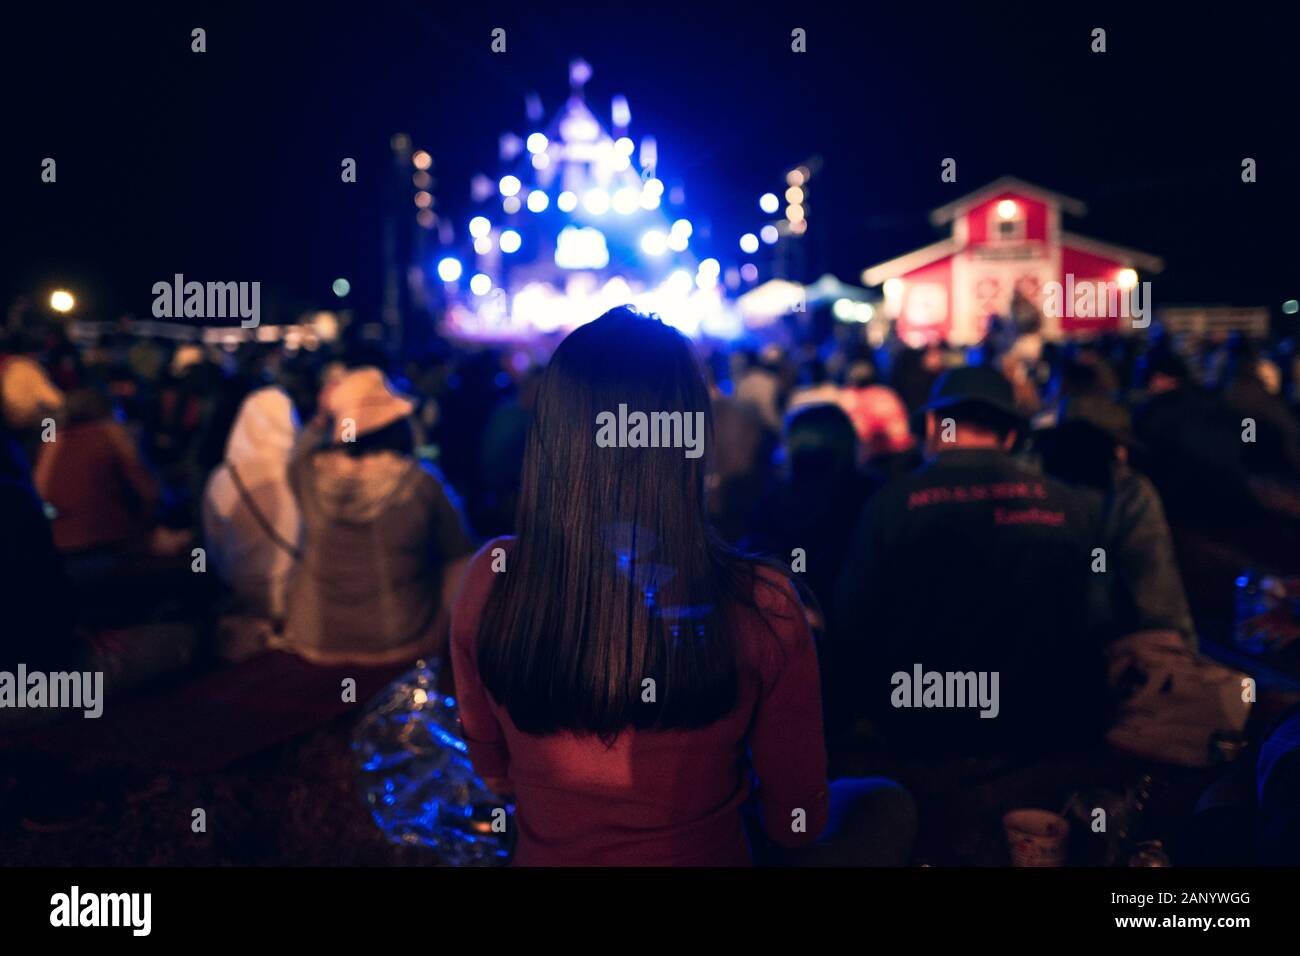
[437,258,463,282]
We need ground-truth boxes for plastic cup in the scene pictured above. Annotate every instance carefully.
[1002,809,1070,867]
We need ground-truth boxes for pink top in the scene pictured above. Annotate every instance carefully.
[451,538,829,866]
[839,385,915,458]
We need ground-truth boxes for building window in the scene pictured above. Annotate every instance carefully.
[990,198,1025,242]
[993,214,1025,242]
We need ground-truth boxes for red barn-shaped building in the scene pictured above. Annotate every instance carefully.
[862,177,1164,345]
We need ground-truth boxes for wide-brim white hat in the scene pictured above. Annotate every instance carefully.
[323,367,415,442]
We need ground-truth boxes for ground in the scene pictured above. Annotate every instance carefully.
[1,715,437,867]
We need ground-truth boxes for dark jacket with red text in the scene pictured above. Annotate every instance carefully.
[830,448,1109,756]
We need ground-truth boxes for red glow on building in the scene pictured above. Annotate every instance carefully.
[863,177,1164,345]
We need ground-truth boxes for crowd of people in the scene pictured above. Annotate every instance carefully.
[3,303,1300,865]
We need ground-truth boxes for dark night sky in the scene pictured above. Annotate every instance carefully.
[5,2,1298,322]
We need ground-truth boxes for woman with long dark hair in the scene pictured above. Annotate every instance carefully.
[451,307,913,866]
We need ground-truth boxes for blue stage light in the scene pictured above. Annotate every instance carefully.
[555,226,610,269]
[641,229,669,256]
[437,258,463,282]
[612,186,639,215]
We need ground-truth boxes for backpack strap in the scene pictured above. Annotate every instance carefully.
[224,461,302,560]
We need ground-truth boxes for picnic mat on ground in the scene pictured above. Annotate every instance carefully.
[6,651,409,774]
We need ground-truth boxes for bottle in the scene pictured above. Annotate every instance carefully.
[352,658,513,866]
[1065,788,1127,866]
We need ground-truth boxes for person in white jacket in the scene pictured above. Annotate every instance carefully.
[202,387,302,626]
